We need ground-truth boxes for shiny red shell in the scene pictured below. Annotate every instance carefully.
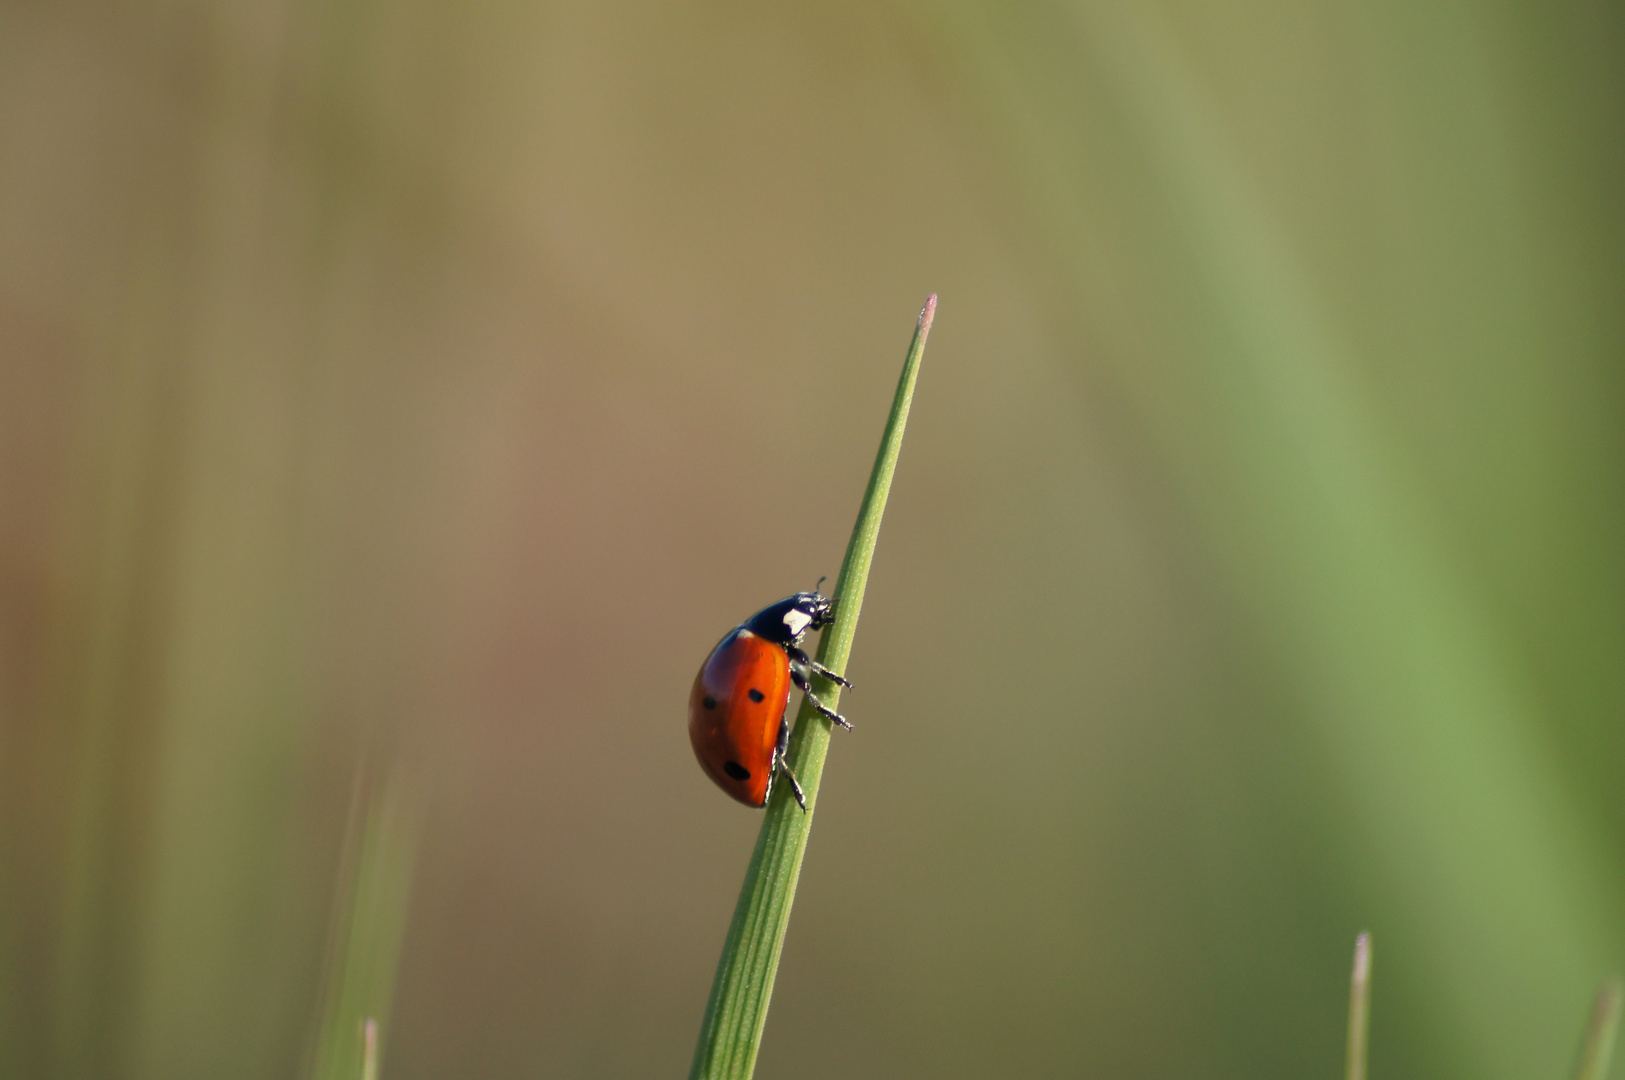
[688,628,793,807]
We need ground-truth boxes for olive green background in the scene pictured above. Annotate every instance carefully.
[2,1,1622,1078]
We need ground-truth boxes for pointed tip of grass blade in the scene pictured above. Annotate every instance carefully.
[920,294,937,332]
[1346,932,1372,1080]
[1573,976,1624,1080]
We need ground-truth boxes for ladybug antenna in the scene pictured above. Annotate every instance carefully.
[814,575,827,596]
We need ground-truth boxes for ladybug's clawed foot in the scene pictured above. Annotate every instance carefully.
[787,646,852,690]
[817,667,853,690]
[810,697,853,731]
[777,758,808,812]
[789,666,853,730]
[803,657,852,689]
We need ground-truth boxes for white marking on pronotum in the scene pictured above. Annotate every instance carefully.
[782,608,813,637]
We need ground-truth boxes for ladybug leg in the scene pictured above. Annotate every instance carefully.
[774,717,808,811]
[776,755,808,811]
[785,645,853,689]
[790,665,853,730]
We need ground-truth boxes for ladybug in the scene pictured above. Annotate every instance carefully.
[688,588,852,810]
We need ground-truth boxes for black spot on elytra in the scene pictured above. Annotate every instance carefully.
[724,761,751,781]
[702,696,718,710]
[748,688,765,703]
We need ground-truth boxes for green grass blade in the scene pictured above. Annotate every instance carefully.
[1573,978,1624,1080]
[688,295,937,1080]
[1347,932,1372,1080]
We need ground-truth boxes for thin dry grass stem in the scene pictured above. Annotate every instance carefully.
[361,1019,379,1080]
[1347,932,1372,1080]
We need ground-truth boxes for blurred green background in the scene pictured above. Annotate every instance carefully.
[2,0,1623,1077]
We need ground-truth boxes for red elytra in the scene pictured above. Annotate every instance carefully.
[687,591,852,809]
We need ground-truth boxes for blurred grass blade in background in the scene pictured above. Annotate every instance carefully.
[309,766,419,1080]
[909,4,1625,1072]
[1348,933,1372,1080]
[1572,978,1623,1080]
[688,296,936,1080]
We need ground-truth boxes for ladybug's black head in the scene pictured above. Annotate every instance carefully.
[741,591,834,646]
